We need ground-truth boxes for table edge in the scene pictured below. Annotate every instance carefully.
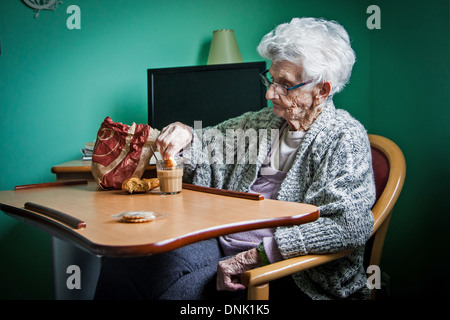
[0,202,319,257]
[51,161,156,174]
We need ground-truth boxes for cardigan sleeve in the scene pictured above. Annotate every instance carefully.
[181,111,254,187]
[182,108,278,189]
[274,127,376,258]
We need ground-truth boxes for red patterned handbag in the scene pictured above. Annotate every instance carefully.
[91,117,159,190]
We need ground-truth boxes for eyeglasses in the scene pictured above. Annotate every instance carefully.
[259,69,314,96]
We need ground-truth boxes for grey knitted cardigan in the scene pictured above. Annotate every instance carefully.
[183,100,376,299]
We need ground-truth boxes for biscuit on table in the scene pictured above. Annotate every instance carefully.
[122,177,160,194]
[117,211,156,223]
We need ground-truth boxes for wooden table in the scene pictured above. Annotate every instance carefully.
[3,160,319,299]
[0,182,319,257]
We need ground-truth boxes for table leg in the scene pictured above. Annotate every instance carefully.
[51,237,102,300]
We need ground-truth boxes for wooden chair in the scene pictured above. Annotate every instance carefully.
[241,134,406,300]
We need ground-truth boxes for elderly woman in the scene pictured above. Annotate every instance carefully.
[95,17,375,300]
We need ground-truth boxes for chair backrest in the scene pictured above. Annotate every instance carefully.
[371,144,390,203]
[365,135,406,298]
[368,134,406,234]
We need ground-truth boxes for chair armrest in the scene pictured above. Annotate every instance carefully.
[241,250,353,288]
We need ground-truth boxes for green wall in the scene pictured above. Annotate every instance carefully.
[369,0,450,297]
[0,0,447,299]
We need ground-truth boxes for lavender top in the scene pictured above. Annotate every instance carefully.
[219,164,285,263]
[219,122,293,263]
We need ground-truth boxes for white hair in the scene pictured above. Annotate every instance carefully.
[257,17,356,96]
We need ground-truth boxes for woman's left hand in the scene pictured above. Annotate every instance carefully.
[216,248,263,291]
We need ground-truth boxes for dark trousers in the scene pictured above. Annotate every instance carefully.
[94,238,309,300]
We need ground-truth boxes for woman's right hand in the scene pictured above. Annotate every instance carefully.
[156,122,193,160]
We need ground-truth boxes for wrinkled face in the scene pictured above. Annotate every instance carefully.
[266,61,323,131]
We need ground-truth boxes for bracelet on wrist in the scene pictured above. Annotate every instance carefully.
[257,242,270,265]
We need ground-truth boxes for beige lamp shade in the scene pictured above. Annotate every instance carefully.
[207,29,243,65]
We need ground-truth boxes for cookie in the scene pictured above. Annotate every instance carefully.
[165,156,177,168]
[117,211,156,223]
[122,177,160,194]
